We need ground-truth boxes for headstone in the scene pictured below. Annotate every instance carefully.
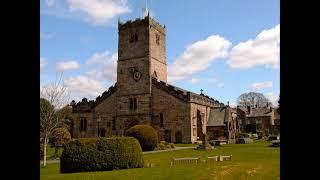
[196,134,213,150]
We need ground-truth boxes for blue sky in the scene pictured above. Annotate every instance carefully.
[40,0,280,107]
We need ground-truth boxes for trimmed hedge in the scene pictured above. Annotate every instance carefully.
[125,125,158,151]
[60,137,144,173]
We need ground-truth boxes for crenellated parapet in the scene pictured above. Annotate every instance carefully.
[71,83,118,113]
[93,83,117,107]
[118,15,165,34]
[71,98,95,113]
[152,78,189,102]
[152,77,224,107]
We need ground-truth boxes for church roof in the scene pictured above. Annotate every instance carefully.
[207,107,231,126]
[152,77,225,107]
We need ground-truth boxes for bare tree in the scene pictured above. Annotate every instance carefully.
[237,92,270,108]
[40,74,70,166]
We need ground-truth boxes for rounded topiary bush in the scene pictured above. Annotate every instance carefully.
[125,125,158,151]
[60,137,144,173]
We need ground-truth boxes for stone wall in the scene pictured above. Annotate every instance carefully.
[117,57,151,95]
[71,112,94,138]
[151,86,191,143]
[118,18,149,61]
[149,18,167,82]
[190,103,211,143]
[94,92,118,137]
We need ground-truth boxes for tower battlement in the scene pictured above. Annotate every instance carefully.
[118,15,165,34]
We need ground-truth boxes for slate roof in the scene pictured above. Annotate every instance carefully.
[207,107,230,126]
[152,77,224,106]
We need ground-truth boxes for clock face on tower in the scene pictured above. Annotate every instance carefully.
[133,70,142,81]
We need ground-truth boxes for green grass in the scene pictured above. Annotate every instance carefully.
[40,141,279,180]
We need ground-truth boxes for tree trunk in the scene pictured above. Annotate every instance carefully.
[54,146,58,158]
[43,137,48,167]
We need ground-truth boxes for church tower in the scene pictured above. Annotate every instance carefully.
[116,15,167,132]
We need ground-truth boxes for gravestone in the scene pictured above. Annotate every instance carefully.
[196,134,213,150]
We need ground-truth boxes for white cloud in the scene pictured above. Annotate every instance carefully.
[65,75,105,100]
[188,78,199,85]
[67,0,131,25]
[217,83,224,89]
[168,35,231,82]
[85,51,117,81]
[208,77,218,83]
[40,57,48,72]
[207,76,224,89]
[251,81,273,91]
[265,92,279,107]
[56,60,80,72]
[40,32,54,40]
[228,24,280,69]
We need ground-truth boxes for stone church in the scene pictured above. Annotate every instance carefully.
[70,15,231,144]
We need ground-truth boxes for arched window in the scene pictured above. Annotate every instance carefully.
[80,117,87,132]
[129,98,138,111]
[100,128,106,137]
[160,113,164,127]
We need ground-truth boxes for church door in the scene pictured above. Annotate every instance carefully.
[197,110,204,141]
[100,128,106,137]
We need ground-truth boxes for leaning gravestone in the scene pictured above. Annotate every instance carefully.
[196,134,213,150]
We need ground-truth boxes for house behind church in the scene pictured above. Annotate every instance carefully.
[237,104,280,134]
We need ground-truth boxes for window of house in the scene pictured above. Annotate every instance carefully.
[112,117,116,130]
[107,122,111,127]
[80,117,87,131]
[160,113,164,127]
[156,34,160,45]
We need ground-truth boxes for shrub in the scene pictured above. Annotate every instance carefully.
[238,133,250,138]
[60,137,144,173]
[155,142,166,150]
[125,125,158,151]
[51,128,71,147]
[236,138,253,144]
[154,141,175,150]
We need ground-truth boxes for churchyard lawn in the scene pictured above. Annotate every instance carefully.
[40,140,279,180]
